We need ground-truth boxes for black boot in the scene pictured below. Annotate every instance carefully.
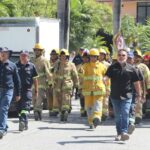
[34,111,39,121]
[135,117,142,125]
[60,110,68,121]
[102,114,108,121]
[19,121,25,131]
[93,118,101,128]
[81,110,87,117]
[38,111,42,120]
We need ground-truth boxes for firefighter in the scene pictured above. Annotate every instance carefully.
[134,49,150,124]
[127,51,143,134]
[82,48,109,129]
[99,48,111,121]
[143,51,150,69]
[50,49,60,65]
[16,50,38,131]
[52,49,79,121]
[77,49,90,117]
[73,48,84,99]
[32,43,52,121]
[48,49,60,117]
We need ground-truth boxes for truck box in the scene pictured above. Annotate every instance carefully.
[0,17,60,60]
[0,17,60,114]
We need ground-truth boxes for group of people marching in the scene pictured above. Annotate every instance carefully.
[0,44,150,141]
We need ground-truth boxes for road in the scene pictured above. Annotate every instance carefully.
[0,98,150,150]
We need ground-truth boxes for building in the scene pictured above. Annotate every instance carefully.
[97,0,150,24]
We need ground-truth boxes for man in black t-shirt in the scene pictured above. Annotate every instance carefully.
[105,49,142,141]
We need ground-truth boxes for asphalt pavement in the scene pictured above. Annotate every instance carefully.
[0,98,150,150]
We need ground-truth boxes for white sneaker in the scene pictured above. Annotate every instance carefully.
[121,133,129,141]
[115,135,121,141]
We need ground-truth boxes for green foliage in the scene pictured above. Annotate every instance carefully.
[0,0,57,17]
[82,36,106,49]
[138,18,150,51]
[70,0,112,50]
[121,15,137,46]
[15,0,57,17]
[121,15,150,52]
[0,0,16,17]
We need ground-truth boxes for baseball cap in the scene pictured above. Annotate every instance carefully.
[20,50,29,55]
[128,51,134,58]
[1,47,10,52]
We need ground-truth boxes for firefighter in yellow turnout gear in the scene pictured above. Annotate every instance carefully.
[82,48,109,129]
[48,49,60,117]
[99,48,111,121]
[77,49,90,117]
[134,50,150,124]
[52,49,79,121]
[32,43,52,121]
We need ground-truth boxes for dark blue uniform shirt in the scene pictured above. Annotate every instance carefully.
[16,61,38,90]
[73,54,83,66]
[0,60,21,96]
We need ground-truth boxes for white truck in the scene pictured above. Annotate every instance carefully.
[0,17,60,60]
[0,17,60,114]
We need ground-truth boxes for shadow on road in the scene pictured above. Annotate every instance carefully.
[72,135,115,139]
[58,138,126,145]
[38,126,87,131]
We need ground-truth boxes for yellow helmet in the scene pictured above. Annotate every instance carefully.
[99,48,106,55]
[51,48,60,55]
[134,48,142,57]
[60,49,69,56]
[89,48,99,56]
[33,43,44,50]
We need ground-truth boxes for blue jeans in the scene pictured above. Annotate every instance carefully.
[129,94,136,124]
[111,97,132,135]
[0,88,13,131]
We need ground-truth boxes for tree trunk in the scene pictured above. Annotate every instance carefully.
[113,0,122,35]
[57,0,70,49]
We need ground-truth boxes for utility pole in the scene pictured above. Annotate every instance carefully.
[57,0,70,49]
[113,0,122,35]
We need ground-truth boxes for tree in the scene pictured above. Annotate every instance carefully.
[121,15,149,52]
[0,0,16,17]
[137,19,150,52]
[70,0,112,50]
[0,0,57,17]
[15,0,57,17]
[121,15,137,47]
